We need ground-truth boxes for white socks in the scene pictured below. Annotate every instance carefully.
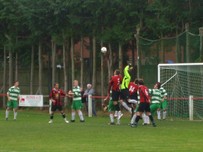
[71,111,76,120]
[110,114,114,123]
[163,111,167,119]
[142,113,150,124]
[78,110,84,121]
[14,111,17,120]
[157,111,161,120]
[128,99,138,104]
[157,111,167,119]
[5,110,17,120]
[71,111,84,121]
[5,110,9,119]
[130,114,136,124]
[121,101,131,113]
[114,111,118,117]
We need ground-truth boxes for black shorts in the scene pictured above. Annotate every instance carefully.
[112,90,120,101]
[51,105,63,112]
[120,89,130,101]
[129,93,138,100]
[137,102,151,113]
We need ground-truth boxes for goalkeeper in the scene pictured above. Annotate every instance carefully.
[120,64,134,113]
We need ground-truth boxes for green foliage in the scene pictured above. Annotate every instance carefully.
[0,0,202,54]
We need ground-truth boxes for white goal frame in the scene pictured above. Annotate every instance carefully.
[158,63,203,120]
[158,63,203,82]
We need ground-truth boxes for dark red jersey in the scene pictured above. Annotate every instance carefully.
[128,82,138,96]
[138,85,150,103]
[49,88,66,106]
[108,75,122,93]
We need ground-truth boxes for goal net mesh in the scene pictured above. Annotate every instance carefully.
[158,63,203,120]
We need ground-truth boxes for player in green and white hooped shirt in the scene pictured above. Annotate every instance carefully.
[68,80,84,122]
[143,82,162,125]
[157,85,168,120]
[6,81,20,120]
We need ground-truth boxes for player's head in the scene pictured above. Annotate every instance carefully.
[138,79,144,85]
[154,82,161,89]
[54,83,59,89]
[14,81,19,87]
[114,69,120,75]
[134,78,139,85]
[87,83,92,89]
[73,80,79,87]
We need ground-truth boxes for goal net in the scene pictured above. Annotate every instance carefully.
[158,63,203,120]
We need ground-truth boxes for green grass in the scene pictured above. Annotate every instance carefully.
[0,110,203,152]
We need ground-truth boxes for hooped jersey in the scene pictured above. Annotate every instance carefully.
[7,86,20,101]
[149,88,162,104]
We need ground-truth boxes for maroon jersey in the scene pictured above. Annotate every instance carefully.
[49,88,66,106]
[138,85,150,103]
[128,82,138,96]
[108,75,122,93]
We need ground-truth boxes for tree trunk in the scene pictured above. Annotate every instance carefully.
[15,52,18,81]
[136,27,140,79]
[9,49,13,87]
[108,43,112,80]
[30,46,34,94]
[38,43,42,94]
[175,28,180,62]
[71,36,75,83]
[3,46,7,107]
[100,41,104,101]
[185,23,190,63]
[161,32,164,63]
[52,40,56,87]
[80,37,84,88]
[92,35,96,88]
[118,42,123,71]
[63,41,68,106]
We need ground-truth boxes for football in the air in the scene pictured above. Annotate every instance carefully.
[101,47,107,53]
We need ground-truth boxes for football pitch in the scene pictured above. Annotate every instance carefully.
[0,110,203,152]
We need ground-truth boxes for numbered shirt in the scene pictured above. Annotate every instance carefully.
[138,85,150,103]
[108,75,122,92]
[128,82,138,96]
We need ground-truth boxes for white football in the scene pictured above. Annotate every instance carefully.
[101,47,107,53]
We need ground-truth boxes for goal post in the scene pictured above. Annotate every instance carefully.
[158,63,203,120]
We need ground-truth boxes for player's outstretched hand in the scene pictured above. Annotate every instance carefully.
[128,64,133,70]
[67,90,74,98]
